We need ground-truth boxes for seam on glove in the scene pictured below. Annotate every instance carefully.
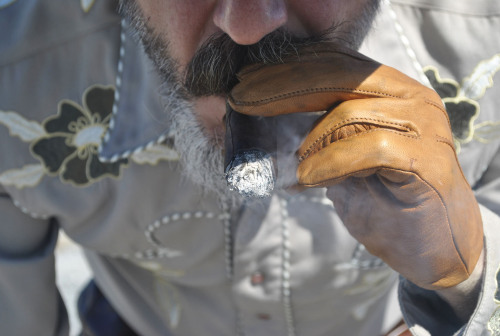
[230,88,403,106]
[434,134,470,185]
[299,127,419,162]
[416,172,470,283]
[424,99,450,124]
[298,117,416,161]
[435,135,455,150]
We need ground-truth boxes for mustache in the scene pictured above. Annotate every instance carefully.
[119,0,380,99]
[184,28,336,97]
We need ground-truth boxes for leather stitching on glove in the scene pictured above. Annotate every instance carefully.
[299,117,418,162]
[229,88,403,106]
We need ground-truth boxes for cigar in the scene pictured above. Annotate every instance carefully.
[224,104,276,198]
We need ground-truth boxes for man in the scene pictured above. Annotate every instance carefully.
[0,0,499,335]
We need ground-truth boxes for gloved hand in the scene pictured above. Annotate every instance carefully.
[227,43,484,290]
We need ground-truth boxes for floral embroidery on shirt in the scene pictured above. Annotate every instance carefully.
[488,266,500,335]
[425,67,479,144]
[0,84,179,189]
[31,85,128,186]
[424,54,500,153]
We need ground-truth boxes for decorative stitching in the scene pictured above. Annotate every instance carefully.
[424,99,450,124]
[218,196,245,336]
[299,127,419,163]
[434,133,471,190]
[350,243,385,269]
[220,198,234,281]
[424,99,446,114]
[288,194,334,207]
[230,88,402,107]
[100,132,172,163]
[97,18,173,163]
[121,208,231,263]
[298,117,415,162]
[98,19,126,162]
[280,198,297,336]
[132,210,227,260]
[11,198,50,220]
[435,135,455,152]
[385,0,433,88]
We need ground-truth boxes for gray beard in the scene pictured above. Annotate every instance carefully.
[118,0,380,199]
[164,94,232,199]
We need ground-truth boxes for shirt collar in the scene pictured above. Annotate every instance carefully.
[99,20,173,162]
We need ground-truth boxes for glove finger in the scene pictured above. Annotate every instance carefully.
[298,129,415,187]
[297,97,422,163]
[296,95,455,187]
[227,44,424,117]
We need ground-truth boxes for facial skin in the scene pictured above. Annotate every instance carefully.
[119,0,380,197]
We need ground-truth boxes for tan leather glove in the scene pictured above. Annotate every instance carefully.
[227,43,484,290]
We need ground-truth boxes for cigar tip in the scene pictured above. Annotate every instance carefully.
[225,150,275,199]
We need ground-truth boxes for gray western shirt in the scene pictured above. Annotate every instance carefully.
[0,0,499,335]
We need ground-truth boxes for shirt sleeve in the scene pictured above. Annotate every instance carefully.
[398,204,500,336]
[0,190,69,336]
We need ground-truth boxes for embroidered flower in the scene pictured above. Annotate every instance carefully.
[424,67,479,145]
[423,56,500,152]
[31,85,127,186]
[488,267,500,335]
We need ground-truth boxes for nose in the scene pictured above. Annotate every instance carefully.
[214,0,288,45]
